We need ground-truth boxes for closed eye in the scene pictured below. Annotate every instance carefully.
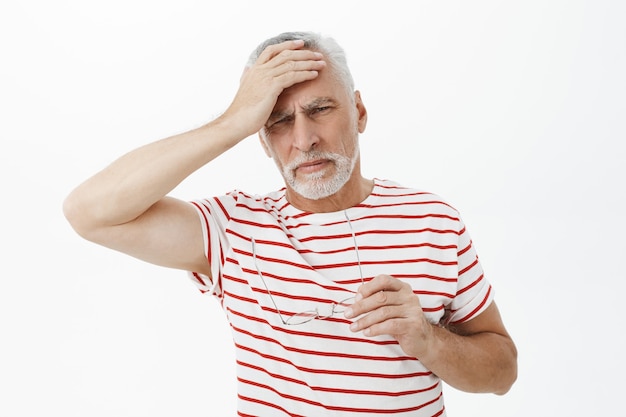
[266,114,294,130]
[309,106,332,116]
[303,97,337,117]
[313,106,331,113]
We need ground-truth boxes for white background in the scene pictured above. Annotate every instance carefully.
[1,1,624,415]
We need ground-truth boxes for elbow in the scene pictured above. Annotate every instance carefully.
[62,193,85,236]
[494,343,518,395]
[500,366,518,396]
[494,372,517,396]
[62,192,99,241]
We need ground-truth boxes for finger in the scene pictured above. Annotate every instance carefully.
[263,53,326,82]
[251,49,325,93]
[349,306,408,335]
[361,318,410,338]
[257,39,304,64]
[256,40,321,66]
[349,303,395,331]
[356,274,403,300]
[345,287,395,319]
[347,278,419,320]
[269,56,325,76]
[270,59,326,86]
[268,48,324,65]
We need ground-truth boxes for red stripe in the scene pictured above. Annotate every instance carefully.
[454,285,492,323]
[231,217,284,231]
[239,246,457,273]
[239,359,440,397]
[229,220,458,241]
[415,290,455,299]
[249,285,354,304]
[358,199,455,212]
[422,304,445,314]
[232,247,315,272]
[316,257,457,270]
[457,273,484,296]
[238,394,305,417]
[235,343,431,379]
[213,196,231,220]
[236,204,459,225]
[230,227,455,255]
[239,265,352,291]
[238,377,443,414]
[359,212,457,221]
[299,228,459,242]
[232,325,414,361]
[298,242,457,255]
[191,272,206,287]
[393,273,457,283]
[458,241,472,256]
[458,257,479,276]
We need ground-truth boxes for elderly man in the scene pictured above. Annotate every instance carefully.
[64,31,517,416]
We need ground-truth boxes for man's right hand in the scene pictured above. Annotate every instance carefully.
[221,39,326,139]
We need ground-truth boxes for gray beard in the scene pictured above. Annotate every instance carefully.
[281,145,359,200]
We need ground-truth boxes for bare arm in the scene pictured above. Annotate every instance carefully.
[63,40,326,275]
[425,301,518,395]
[345,275,517,395]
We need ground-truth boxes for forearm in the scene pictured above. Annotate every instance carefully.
[419,325,518,395]
[64,41,327,238]
[63,116,241,235]
[347,277,518,395]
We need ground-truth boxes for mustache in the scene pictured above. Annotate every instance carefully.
[284,151,340,171]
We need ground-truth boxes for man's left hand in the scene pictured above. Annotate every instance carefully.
[344,274,434,358]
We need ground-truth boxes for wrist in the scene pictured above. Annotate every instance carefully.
[413,322,445,364]
[205,114,253,150]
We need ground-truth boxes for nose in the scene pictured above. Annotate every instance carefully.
[292,114,319,152]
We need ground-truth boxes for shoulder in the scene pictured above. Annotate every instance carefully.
[196,187,285,207]
[227,188,287,210]
[199,187,288,218]
[370,178,459,216]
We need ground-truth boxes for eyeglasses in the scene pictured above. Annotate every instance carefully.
[251,210,364,326]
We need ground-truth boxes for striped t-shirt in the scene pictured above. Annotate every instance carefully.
[189,178,492,416]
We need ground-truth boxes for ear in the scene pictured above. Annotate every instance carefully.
[258,131,273,158]
[354,90,368,133]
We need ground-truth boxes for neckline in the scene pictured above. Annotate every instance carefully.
[277,178,381,222]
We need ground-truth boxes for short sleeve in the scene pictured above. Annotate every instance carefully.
[186,193,237,297]
[446,219,493,324]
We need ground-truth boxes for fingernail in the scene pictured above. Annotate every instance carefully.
[350,322,358,332]
[355,293,363,302]
[344,308,353,319]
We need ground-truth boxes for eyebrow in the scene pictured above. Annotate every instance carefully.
[301,97,337,113]
[267,97,337,124]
